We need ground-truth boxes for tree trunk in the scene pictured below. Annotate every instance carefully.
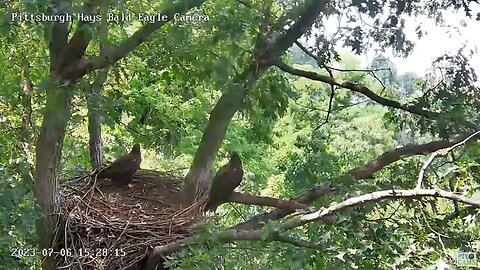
[34,84,73,270]
[182,69,262,205]
[181,0,328,205]
[86,69,108,169]
[87,3,109,170]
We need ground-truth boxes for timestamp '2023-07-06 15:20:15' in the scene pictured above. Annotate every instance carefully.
[11,248,126,259]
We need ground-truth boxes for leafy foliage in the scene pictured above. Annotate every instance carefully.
[1,0,480,269]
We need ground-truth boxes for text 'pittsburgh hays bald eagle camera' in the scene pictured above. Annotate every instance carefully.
[96,143,142,185]
[205,152,244,211]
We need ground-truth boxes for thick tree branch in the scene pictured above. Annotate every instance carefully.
[148,227,325,264]
[279,189,480,231]
[273,3,310,31]
[274,60,439,118]
[256,0,328,67]
[57,0,206,83]
[86,3,110,170]
[270,1,327,56]
[88,0,206,73]
[272,234,325,250]
[235,133,480,229]
[64,0,100,60]
[229,192,309,210]
[34,85,74,269]
[182,76,251,205]
[346,137,477,180]
[55,0,100,83]
[48,0,71,70]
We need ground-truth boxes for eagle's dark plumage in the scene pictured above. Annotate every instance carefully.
[205,152,243,211]
[96,143,142,185]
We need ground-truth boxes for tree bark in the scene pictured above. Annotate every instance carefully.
[34,85,73,270]
[86,69,108,169]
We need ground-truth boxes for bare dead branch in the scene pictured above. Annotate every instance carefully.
[416,154,437,189]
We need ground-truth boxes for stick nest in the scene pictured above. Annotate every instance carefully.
[58,169,200,270]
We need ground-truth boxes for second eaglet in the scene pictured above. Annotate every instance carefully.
[205,152,244,211]
[97,143,142,186]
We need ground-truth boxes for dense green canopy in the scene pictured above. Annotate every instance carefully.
[0,0,479,269]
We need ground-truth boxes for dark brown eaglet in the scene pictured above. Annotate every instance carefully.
[96,143,142,185]
[205,152,244,211]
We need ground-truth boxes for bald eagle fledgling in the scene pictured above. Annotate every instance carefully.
[96,143,142,186]
[205,152,244,211]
